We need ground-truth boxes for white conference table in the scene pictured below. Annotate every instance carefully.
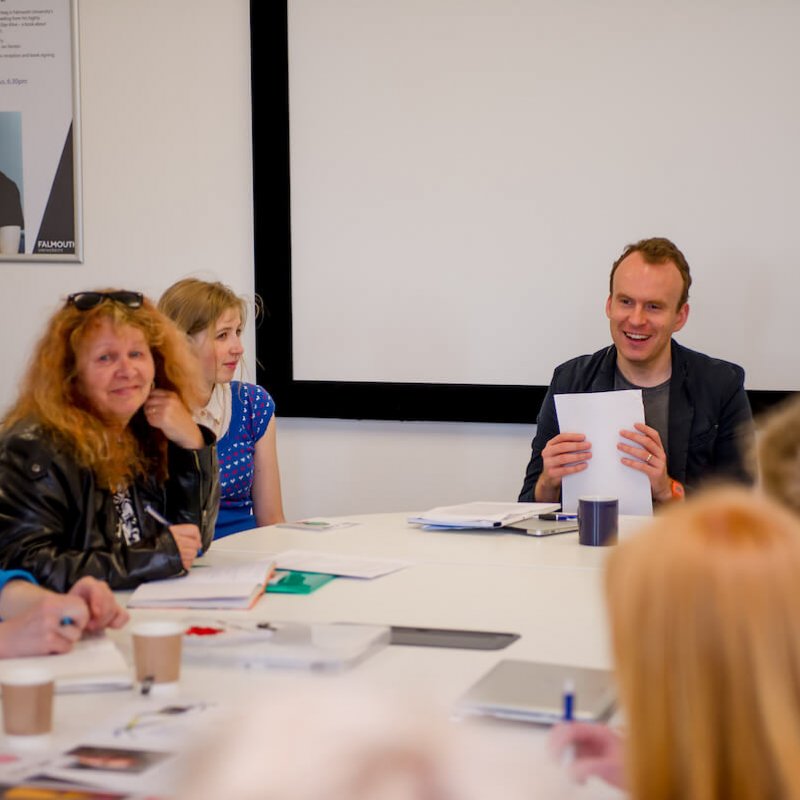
[111,512,648,703]
[1,512,650,793]
[213,511,649,571]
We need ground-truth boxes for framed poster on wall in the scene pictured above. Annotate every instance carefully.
[0,0,81,260]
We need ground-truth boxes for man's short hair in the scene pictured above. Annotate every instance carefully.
[610,237,692,310]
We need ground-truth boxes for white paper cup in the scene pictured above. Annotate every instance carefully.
[1,666,54,747]
[132,621,184,691]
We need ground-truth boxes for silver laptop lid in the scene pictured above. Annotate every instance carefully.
[457,659,616,724]
[504,518,578,536]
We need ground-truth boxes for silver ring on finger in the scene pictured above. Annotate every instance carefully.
[646,453,653,464]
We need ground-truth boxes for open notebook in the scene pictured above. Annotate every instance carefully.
[127,560,274,609]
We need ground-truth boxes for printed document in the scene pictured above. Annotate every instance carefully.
[408,501,559,529]
[554,390,653,516]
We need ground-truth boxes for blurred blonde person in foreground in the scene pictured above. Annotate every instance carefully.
[756,395,800,515]
[551,488,800,799]
[176,678,622,800]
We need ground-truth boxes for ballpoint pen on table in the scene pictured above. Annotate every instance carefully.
[562,678,575,721]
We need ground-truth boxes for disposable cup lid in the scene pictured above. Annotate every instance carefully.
[1,666,54,686]
[132,621,184,638]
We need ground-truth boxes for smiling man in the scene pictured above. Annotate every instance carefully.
[519,237,753,505]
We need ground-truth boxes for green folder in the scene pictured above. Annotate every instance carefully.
[266,569,336,595]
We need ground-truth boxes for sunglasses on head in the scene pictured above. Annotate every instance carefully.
[66,291,144,311]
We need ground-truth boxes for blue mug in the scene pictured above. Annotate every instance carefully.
[578,496,618,547]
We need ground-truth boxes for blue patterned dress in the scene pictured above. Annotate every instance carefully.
[214,381,275,539]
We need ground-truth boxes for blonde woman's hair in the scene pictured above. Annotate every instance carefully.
[606,487,800,800]
[158,278,250,337]
[757,395,800,515]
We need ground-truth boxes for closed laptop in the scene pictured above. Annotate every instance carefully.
[457,659,615,724]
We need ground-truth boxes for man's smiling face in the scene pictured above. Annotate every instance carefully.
[605,250,689,378]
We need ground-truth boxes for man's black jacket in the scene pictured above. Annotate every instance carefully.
[518,341,754,502]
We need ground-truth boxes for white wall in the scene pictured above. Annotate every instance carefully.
[0,0,532,520]
[288,0,800,392]
[279,418,534,518]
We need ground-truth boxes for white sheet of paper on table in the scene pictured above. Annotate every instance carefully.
[0,636,132,693]
[274,550,411,579]
[554,389,653,516]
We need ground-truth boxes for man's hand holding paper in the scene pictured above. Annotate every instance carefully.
[554,390,653,516]
[535,433,593,503]
[618,422,671,503]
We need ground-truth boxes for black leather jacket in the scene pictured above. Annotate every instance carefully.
[0,421,219,591]
[519,340,754,502]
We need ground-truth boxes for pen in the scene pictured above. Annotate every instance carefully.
[562,678,575,722]
[145,504,204,557]
[276,520,331,529]
[144,504,172,527]
[559,678,577,771]
[540,513,578,521]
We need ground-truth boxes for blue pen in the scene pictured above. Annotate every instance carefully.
[145,504,203,557]
[559,678,577,770]
[144,504,172,528]
[562,678,575,721]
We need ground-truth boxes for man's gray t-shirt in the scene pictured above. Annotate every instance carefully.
[614,369,670,455]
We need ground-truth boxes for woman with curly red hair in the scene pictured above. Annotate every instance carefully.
[0,290,219,590]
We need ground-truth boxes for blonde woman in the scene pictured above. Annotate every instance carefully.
[159,279,284,538]
[552,487,800,799]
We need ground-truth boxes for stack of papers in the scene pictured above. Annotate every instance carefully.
[127,560,274,609]
[0,636,132,693]
[408,501,560,530]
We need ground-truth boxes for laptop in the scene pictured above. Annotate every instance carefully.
[182,621,391,672]
[456,659,616,724]
[504,518,578,537]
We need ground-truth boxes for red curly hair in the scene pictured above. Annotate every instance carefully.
[2,291,205,489]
